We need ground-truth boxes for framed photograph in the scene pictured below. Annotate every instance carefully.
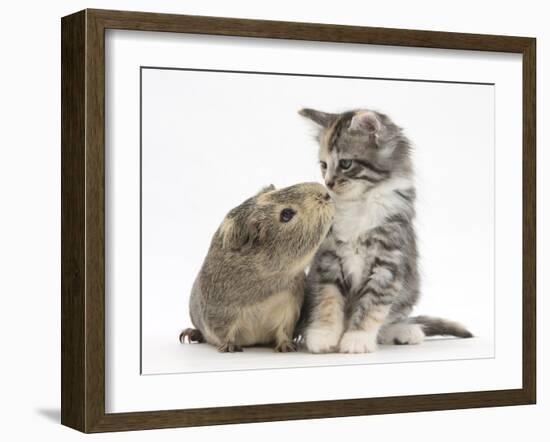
[61,9,536,433]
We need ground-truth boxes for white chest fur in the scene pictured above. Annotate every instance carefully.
[332,177,412,242]
[332,177,412,288]
[338,242,368,287]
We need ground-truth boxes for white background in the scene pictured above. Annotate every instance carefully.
[0,0,547,441]
[141,67,495,374]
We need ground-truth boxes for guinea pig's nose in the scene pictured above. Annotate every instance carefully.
[323,193,331,201]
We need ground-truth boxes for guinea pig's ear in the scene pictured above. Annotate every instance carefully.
[246,213,270,247]
[298,108,337,128]
[219,215,268,251]
[256,184,275,196]
[219,217,246,250]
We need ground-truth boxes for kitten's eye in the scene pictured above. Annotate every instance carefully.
[280,208,296,223]
[339,159,353,170]
[320,161,327,170]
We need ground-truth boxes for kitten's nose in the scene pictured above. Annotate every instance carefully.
[326,180,335,189]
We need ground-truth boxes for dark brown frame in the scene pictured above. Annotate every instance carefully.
[61,8,536,433]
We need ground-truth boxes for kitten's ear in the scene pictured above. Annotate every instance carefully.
[256,184,275,196]
[298,108,337,128]
[349,111,381,133]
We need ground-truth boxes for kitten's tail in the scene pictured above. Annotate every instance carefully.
[408,315,473,338]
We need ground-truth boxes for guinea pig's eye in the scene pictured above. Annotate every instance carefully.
[339,159,352,170]
[320,161,327,170]
[280,208,296,223]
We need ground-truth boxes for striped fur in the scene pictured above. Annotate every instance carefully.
[409,315,473,338]
[298,108,472,353]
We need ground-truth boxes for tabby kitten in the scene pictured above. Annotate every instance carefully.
[299,108,472,353]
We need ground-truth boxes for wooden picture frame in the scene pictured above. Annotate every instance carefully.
[61,8,536,433]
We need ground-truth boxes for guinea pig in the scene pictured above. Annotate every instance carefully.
[179,182,334,352]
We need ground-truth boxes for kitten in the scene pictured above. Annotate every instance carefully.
[298,108,472,353]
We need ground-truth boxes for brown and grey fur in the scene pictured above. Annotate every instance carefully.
[180,183,334,352]
[298,108,472,353]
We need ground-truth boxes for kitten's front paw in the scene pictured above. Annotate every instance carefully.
[339,330,378,354]
[305,327,342,353]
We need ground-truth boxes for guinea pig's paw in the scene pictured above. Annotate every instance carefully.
[274,340,297,353]
[179,328,205,344]
[305,328,341,353]
[339,330,378,354]
[217,343,243,353]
